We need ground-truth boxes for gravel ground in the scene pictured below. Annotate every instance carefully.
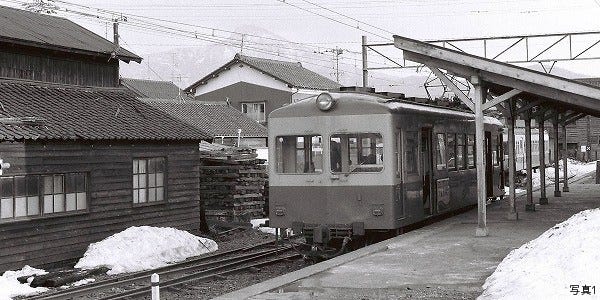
[153,258,309,299]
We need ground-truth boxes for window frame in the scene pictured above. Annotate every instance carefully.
[447,133,457,171]
[405,131,419,175]
[330,132,384,174]
[275,135,324,175]
[241,101,266,123]
[0,172,89,223]
[435,133,447,171]
[467,134,476,168]
[133,157,167,206]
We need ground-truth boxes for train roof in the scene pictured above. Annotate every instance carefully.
[270,90,503,126]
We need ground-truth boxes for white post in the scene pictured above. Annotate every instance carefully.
[237,128,242,147]
[471,76,488,237]
[151,273,160,300]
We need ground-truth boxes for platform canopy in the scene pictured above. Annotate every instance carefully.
[394,35,600,117]
[393,35,600,236]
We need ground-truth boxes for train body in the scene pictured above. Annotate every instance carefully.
[268,90,504,244]
[503,128,550,172]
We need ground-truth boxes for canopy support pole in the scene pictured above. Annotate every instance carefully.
[553,115,561,197]
[472,76,488,237]
[538,117,548,204]
[507,114,518,220]
[562,123,570,192]
[524,115,535,211]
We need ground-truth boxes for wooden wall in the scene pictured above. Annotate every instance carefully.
[0,44,119,87]
[0,141,201,272]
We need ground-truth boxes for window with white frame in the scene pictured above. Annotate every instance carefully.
[0,173,87,221]
[133,158,166,204]
[241,102,266,122]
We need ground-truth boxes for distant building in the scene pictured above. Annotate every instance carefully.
[121,78,268,147]
[142,99,268,148]
[556,78,600,160]
[184,53,341,125]
[0,5,140,87]
[0,6,210,272]
[121,78,190,100]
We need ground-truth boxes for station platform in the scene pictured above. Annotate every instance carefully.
[216,174,600,300]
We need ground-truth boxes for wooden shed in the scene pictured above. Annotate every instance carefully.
[0,5,212,272]
[0,79,211,272]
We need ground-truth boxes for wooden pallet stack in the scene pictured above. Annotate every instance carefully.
[199,143,268,223]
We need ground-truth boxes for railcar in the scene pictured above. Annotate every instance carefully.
[503,128,551,172]
[268,89,504,246]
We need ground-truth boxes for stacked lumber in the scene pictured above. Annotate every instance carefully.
[199,143,268,223]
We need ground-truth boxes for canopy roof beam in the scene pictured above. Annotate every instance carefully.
[427,65,475,111]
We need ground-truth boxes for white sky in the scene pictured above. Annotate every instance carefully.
[4,0,600,80]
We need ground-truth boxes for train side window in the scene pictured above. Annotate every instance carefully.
[467,134,475,168]
[405,131,418,174]
[330,133,383,173]
[276,135,323,174]
[447,133,456,170]
[456,134,466,170]
[436,133,446,171]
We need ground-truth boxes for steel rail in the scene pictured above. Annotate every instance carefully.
[102,250,300,299]
[26,239,284,300]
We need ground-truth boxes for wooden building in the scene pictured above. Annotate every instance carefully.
[184,54,341,126]
[557,78,600,161]
[0,6,211,272]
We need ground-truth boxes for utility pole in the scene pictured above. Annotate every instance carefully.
[240,34,245,54]
[362,35,368,87]
[326,47,344,83]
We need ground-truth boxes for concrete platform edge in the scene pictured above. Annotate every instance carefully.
[213,237,393,299]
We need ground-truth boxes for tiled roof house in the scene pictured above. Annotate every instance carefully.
[184,53,341,125]
[121,78,268,147]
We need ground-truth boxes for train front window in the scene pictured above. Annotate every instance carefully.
[330,133,383,173]
[276,135,323,174]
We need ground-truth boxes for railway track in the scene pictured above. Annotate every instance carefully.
[27,240,301,300]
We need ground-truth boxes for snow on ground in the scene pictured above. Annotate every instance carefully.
[506,159,597,194]
[251,218,292,236]
[479,208,600,300]
[74,226,218,275]
[0,265,48,300]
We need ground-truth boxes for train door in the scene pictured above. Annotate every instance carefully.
[421,128,434,215]
[485,131,493,197]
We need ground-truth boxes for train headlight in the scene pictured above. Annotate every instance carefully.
[316,93,336,111]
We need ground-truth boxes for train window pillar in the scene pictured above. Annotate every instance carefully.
[457,134,466,169]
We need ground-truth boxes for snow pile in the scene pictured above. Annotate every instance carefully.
[75,226,218,275]
[479,208,600,299]
[0,265,48,300]
[251,218,276,234]
[507,159,597,194]
[250,218,293,236]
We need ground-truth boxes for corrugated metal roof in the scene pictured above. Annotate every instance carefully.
[186,53,341,92]
[141,99,268,138]
[0,79,210,142]
[0,5,141,63]
[121,78,190,100]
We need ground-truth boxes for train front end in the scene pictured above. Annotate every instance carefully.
[268,92,399,245]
